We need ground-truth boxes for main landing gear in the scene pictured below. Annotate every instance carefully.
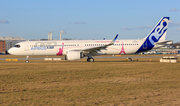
[87,57,94,62]
[25,56,29,63]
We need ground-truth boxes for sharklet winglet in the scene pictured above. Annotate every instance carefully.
[110,34,118,44]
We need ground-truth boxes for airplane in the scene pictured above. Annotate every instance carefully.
[8,17,172,62]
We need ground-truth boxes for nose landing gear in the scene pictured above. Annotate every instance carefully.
[25,56,29,63]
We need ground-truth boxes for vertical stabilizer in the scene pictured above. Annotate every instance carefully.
[136,17,170,53]
[159,31,167,41]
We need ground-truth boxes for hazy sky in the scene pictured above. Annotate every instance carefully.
[0,0,180,42]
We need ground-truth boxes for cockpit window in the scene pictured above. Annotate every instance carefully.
[13,45,20,48]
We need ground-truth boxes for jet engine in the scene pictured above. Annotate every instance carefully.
[65,51,83,60]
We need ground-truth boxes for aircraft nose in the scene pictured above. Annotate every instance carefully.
[8,48,15,55]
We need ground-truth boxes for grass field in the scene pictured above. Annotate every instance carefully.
[0,55,180,106]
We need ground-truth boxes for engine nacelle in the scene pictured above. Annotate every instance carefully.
[65,51,83,60]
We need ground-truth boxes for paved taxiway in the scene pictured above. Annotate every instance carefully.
[0,55,179,60]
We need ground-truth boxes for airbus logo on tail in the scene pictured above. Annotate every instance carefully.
[148,18,169,45]
[136,17,170,53]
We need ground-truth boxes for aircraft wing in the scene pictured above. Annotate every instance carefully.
[79,34,118,54]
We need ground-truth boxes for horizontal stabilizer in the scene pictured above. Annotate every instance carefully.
[154,40,173,45]
[153,40,173,49]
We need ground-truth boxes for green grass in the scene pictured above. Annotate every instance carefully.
[0,56,180,105]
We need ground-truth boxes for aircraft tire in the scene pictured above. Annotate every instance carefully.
[87,58,94,62]
[90,58,94,62]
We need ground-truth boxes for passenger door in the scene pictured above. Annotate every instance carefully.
[24,41,29,51]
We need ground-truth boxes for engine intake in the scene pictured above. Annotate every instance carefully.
[65,51,83,60]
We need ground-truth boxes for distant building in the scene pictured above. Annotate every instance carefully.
[0,37,26,53]
[0,40,6,54]
[173,42,180,49]
[48,32,53,40]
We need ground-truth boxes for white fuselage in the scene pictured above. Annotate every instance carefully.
[8,39,145,56]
